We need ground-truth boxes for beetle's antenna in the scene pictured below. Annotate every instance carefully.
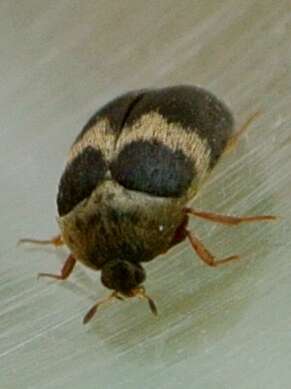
[83,291,123,324]
[83,288,158,324]
[136,287,158,316]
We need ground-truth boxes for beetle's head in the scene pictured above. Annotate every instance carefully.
[101,259,145,295]
[83,260,158,324]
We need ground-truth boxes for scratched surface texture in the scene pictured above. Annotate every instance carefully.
[1,1,291,388]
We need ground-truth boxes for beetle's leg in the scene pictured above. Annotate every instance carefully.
[185,208,276,226]
[226,111,261,153]
[38,254,76,280]
[186,230,239,267]
[18,234,64,247]
[170,214,189,247]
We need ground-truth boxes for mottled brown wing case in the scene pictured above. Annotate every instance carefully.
[57,85,234,217]
[57,90,144,216]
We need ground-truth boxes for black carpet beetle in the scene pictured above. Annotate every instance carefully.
[20,85,275,324]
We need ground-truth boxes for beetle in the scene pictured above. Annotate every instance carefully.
[20,85,275,323]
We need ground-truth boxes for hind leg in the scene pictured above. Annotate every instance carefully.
[225,111,261,153]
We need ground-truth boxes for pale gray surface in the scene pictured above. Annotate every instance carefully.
[1,1,291,388]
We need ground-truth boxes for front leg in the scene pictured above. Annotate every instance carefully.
[186,230,240,267]
[38,254,76,280]
[171,217,239,267]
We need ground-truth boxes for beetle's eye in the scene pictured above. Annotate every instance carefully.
[134,269,139,279]
[134,269,143,284]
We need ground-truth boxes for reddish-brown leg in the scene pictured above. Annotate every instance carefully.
[170,215,189,247]
[184,208,276,226]
[226,111,261,153]
[38,254,76,280]
[19,234,64,247]
[186,230,239,267]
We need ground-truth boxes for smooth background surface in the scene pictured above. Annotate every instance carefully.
[1,1,291,388]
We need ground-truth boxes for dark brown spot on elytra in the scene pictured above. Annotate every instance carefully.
[57,146,107,216]
[111,140,195,197]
